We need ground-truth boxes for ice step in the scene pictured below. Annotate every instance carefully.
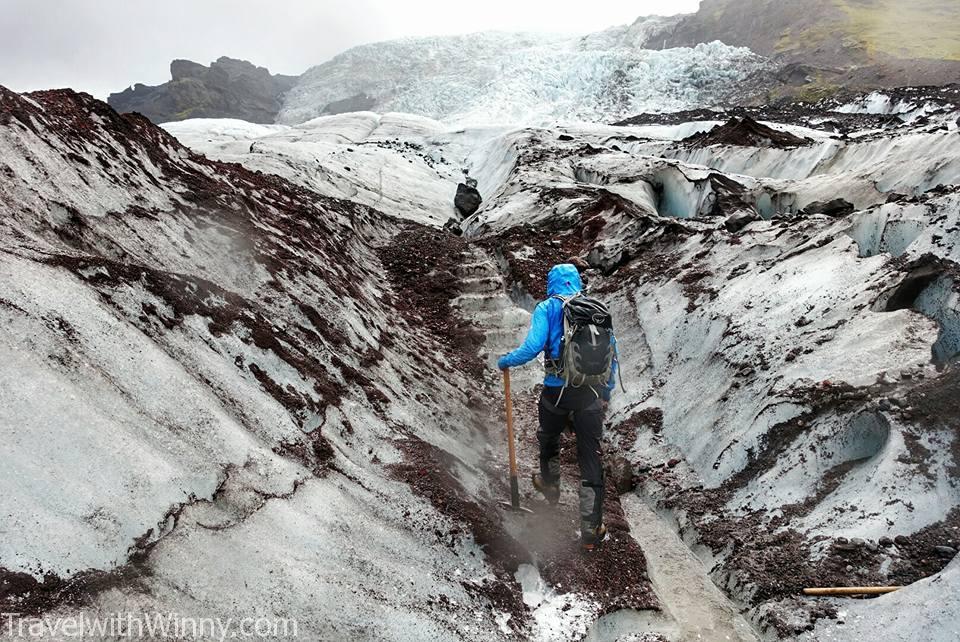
[459,276,504,295]
[458,306,531,327]
[458,301,524,317]
[452,293,509,313]
[456,261,499,279]
[458,259,496,269]
[482,327,528,344]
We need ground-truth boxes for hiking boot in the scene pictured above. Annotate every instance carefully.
[532,473,560,505]
[580,524,607,552]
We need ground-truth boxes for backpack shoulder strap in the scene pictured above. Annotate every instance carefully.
[550,292,580,306]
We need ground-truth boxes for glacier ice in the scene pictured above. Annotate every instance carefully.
[5,65,960,640]
[279,31,768,126]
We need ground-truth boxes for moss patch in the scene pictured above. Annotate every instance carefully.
[836,0,960,61]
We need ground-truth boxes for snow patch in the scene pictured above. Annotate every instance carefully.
[516,564,598,641]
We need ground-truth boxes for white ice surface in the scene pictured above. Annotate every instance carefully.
[5,76,960,640]
[515,564,598,642]
[800,558,960,642]
[279,31,768,126]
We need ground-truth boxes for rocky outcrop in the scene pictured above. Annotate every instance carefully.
[454,180,482,217]
[108,57,298,124]
[683,116,810,148]
[724,210,758,233]
[801,198,856,218]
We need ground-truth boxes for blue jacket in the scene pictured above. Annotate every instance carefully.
[497,264,618,399]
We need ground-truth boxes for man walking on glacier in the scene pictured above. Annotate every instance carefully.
[498,263,620,551]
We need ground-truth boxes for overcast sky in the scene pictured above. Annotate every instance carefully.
[1,0,701,99]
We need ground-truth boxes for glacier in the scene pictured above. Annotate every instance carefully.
[164,93,960,639]
[2,62,960,642]
[278,27,769,126]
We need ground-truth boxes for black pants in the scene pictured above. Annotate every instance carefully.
[537,386,604,533]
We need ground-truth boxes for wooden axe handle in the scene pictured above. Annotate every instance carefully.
[503,370,519,478]
[803,586,902,596]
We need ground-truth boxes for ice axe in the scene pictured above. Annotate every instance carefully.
[500,369,533,514]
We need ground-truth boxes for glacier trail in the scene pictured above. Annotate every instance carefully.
[2,82,960,641]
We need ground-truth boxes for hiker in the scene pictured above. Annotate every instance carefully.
[497,263,620,551]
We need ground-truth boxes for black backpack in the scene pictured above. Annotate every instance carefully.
[550,294,621,390]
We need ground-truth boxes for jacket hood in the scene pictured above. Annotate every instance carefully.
[546,264,583,297]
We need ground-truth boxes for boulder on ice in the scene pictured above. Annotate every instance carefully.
[455,180,483,217]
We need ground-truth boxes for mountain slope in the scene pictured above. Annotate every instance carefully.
[108,57,298,123]
[649,0,960,99]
